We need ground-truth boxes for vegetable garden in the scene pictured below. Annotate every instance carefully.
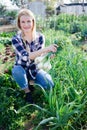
[0,13,87,130]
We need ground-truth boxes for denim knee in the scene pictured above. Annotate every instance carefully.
[35,69,54,89]
[12,65,28,90]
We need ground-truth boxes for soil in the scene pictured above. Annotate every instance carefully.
[0,24,17,32]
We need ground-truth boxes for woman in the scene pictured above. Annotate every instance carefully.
[12,8,58,103]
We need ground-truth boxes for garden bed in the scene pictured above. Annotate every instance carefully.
[0,24,17,32]
[0,13,87,130]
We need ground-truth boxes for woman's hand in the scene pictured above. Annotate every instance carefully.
[46,44,58,53]
[29,44,58,60]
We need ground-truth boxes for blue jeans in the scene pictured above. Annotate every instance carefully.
[12,65,54,90]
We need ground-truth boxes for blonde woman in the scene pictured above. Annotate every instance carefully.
[12,8,58,103]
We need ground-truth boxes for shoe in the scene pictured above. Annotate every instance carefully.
[29,85,35,92]
[25,92,33,104]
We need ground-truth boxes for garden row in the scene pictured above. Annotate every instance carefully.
[0,13,87,130]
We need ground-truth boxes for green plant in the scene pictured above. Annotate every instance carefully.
[0,3,6,16]
[46,6,54,16]
[5,10,18,19]
[0,14,87,129]
[69,21,81,34]
[0,32,16,45]
[81,26,87,40]
[32,44,87,129]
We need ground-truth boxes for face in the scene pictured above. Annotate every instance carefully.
[20,15,34,33]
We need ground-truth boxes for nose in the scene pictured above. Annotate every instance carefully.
[25,22,28,26]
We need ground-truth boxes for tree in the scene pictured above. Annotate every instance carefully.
[0,3,6,16]
[10,0,29,8]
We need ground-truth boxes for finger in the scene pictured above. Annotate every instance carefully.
[50,54,55,59]
[53,44,59,48]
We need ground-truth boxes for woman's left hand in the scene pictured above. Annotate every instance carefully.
[47,44,58,53]
[50,53,56,59]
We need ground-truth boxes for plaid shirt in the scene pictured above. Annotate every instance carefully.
[12,32,45,79]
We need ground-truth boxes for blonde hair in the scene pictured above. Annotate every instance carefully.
[17,8,36,39]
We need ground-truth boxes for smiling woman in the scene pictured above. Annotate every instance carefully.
[11,8,58,104]
[20,16,33,31]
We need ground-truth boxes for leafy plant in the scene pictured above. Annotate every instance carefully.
[0,13,87,130]
[81,26,87,40]
[69,21,81,34]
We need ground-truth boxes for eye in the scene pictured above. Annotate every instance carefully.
[27,20,31,23]
[21,21,25,23]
